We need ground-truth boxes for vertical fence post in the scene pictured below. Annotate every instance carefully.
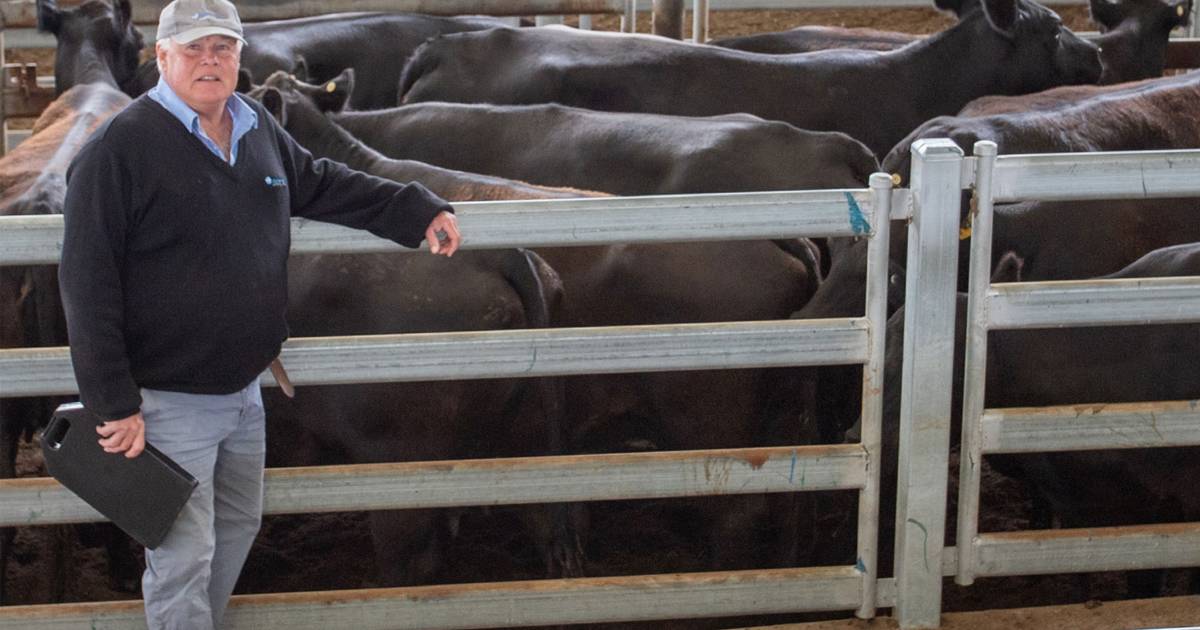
[692,0,709,42]
[893,138,963,629]
[955,140,997,586]
[855,172,894,619]
[622,0,637,32]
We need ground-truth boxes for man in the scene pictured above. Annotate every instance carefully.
[57,0,460,627]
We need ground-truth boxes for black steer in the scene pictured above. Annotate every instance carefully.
[712,0,1190,85]
[399,0,1101,157]
[326,101,877,197]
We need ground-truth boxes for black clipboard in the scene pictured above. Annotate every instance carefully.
[39,402,198,549]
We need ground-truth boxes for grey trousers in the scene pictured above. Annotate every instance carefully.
[140,381,265,630]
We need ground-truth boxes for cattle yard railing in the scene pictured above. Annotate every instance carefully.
[950,144,1200,596]
[0,166,913,628]
[3,144,1197,628]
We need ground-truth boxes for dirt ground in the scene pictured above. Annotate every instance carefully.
[4,5,1192,630]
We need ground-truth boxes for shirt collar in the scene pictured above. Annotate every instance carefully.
[148,75,258,137]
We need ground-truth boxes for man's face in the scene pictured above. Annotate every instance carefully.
[157,35,240,112]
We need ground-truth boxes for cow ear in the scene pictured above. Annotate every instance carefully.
[291,54,310,82]
[113,0,133,28]
[1087,0,1124,31]
[261,87,287,126]
[312,68,354,113]
[981,0,1019,36]
[933,0,970,18]
[1173,0,1193,28]
[990,251,1024,283]
[236,68,254,93]
[36,0,62,34]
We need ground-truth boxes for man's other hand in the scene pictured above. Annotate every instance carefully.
[97,412,146,458]
[426,210,461,256]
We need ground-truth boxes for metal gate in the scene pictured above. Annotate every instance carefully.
[944,143,1200,622]
[0,166,908,627]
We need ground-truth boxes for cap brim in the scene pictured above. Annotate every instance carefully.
[167,26,246,45]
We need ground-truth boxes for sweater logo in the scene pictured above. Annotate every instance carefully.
[264,176,287,188]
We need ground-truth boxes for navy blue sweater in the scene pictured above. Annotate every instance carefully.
[59,94,452,420]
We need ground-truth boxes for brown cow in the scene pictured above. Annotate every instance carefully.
[326,100,876,198]
[882,71,1200,184]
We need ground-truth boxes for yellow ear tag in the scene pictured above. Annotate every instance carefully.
[1179,5,1186,17]
[325,82,336,93]
[890,172,902,186]
[959,225,972,240]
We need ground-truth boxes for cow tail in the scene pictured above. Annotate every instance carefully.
[772,238,824,294]
[500,249,584,577]
[499,248,564,447]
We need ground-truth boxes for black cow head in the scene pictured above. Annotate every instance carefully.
[253,69,355,127]
[37,0,143,94]
[1089,0,1192,83]
[960,0,1103,92]
[1091,0,1193,31]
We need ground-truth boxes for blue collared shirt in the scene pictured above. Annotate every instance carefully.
[148,76,258,166]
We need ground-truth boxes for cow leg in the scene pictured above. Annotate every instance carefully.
[0,406,14,604]
[51,525,73,601]
[369,509,446,586]
[519,504,586,579]
[103,527,141,592]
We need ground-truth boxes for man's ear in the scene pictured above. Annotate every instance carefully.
[261,87,287,126]
[312,68,354,113]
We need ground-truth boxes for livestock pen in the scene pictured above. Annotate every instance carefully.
[1,1,1199,629]
[2,140,1199,628]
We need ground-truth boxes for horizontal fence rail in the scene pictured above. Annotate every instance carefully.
[988,148,1200,203]
[972,522,1200,577]
[980,399,1200,453]
[0,444,868,526]
[0,317,870,396]
[986,277,1200,329]
[0,190,898,265]
[0,567,866,630]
